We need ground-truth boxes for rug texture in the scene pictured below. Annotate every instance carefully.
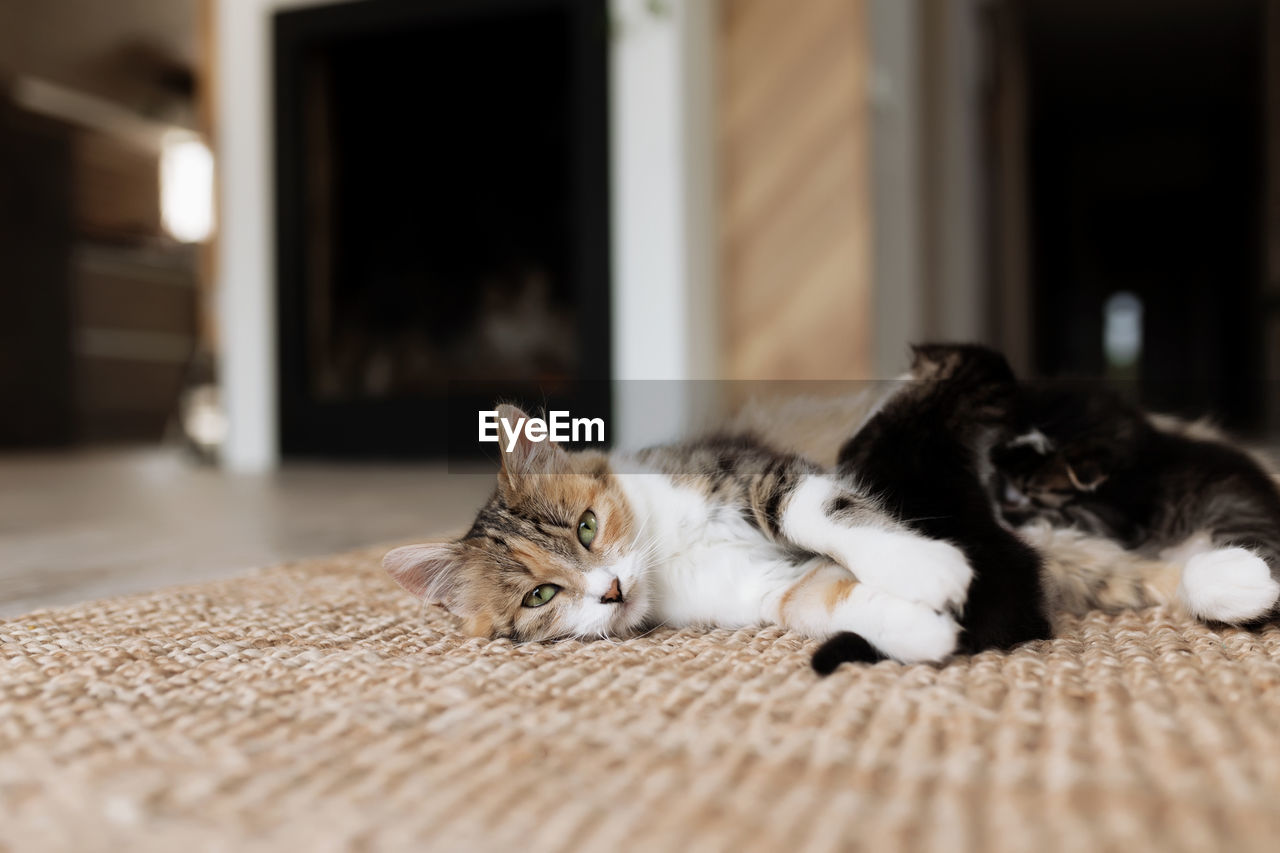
[4,546,1280,852]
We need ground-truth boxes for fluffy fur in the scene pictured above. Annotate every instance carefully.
[386,405,970,664]
[823,345,1052,667]
[996,384,1280,624]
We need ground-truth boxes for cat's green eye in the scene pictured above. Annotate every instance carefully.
[523,584,560,608]
[577,510,598,549]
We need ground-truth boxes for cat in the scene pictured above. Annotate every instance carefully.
[384,403,975,664]
[814,344,1052,672]
[820,343,1280,672]
[810,342,1280,671]
[993,383,1280,625]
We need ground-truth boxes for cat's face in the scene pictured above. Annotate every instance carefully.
[995,386,1140,516]
[384,406,654,642]
[993,440,1108,513]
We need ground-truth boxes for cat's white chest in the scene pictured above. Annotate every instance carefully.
[617,474,811,628]
[654,510,811,627]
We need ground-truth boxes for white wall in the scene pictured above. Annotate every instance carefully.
[608,0,719,447]
[216,0,347,472]
[215,0,717,469]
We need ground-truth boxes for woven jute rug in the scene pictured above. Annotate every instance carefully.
[4,546,1280,852]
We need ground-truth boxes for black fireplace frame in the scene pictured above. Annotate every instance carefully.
[273,0,612,458]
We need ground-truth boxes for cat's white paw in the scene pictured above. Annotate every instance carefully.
[1179,547,1280,624]
[780,476,972,612]
[838,586,960,663]
[839,528,973,613]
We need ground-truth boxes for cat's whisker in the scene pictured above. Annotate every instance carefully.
[629,620,669,640]
[635,540,661,570]
[596,626,627,646]
[895,515,947,525]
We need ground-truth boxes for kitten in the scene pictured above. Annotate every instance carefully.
[994,384,1280,624]
[384,404,973,664]
[815,345,1052,672]
[815,342,1280,671]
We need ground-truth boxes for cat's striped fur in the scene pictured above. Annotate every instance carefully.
[386,403,970,663]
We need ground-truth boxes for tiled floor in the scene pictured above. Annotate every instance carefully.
[0,448,494,617]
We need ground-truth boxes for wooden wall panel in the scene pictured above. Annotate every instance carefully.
[718,0,872,380]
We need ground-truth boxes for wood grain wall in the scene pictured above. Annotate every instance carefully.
[717,0,872,380]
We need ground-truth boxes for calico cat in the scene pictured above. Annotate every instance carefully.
[814,345,1052,672]
[994,384,1280,625]
[384,403,973,664]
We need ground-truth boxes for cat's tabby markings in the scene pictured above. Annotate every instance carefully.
[386,404,969,663]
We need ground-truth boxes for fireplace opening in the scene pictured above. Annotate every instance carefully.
[275,0,610,457]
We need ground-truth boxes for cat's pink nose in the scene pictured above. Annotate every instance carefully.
[600,577,624,604]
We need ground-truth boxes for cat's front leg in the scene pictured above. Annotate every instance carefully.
[779,474,972,613]
[777,560,960,663]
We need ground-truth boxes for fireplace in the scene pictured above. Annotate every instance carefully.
[273,0,611,458]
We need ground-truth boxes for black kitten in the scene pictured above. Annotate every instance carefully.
[994,384,1280,625]
[814,344,1052,673]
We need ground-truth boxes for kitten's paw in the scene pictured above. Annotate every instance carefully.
[1179,547,1280,624]
[838,586,960,664]
[844,529,973,613]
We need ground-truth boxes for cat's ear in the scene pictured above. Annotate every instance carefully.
[907,344,962,382]
[495,403,566,487]
[909,343,1014,384]
[383,542,464,605]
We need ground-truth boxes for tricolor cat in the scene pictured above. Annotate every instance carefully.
[386,405,972,664]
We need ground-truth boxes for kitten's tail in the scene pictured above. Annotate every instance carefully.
[811,631,888,674]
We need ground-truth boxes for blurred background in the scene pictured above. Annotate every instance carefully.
[2,0,1277,612]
